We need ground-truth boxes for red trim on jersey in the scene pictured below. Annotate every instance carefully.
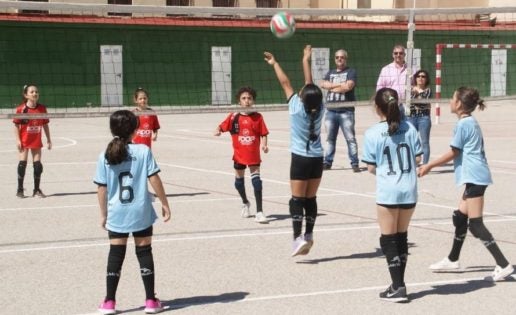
[219,112,269,165]
[12,103,49,149]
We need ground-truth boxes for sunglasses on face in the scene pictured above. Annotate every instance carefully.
[335,56,346,60]
[393,52,405,55]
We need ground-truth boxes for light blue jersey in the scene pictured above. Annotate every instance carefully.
[450,116,492,186]
[94,144,160,233]
[362,120,422,205]
[288,94,324,157]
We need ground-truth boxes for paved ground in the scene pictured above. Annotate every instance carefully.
[0,101,515,315]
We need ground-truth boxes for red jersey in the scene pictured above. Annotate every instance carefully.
[219,112,269,165]
[133,109,160,148]
[12,103,49,149]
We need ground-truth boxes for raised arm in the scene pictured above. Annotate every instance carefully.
[303,45,313,85]
[264,51,294,99]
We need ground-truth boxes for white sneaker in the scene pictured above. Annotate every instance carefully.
[491,264,514,281]
[429,257,460,271]
[241,202,251,218]
[255,211,269,224]
[291,236,309,257]
[302,233,314,255]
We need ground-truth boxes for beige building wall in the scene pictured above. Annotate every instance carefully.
[490,0,516,6]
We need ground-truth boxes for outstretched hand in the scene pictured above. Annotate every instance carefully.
[417,164,431,177]
[303,45,312,60]
[264,52,276,65]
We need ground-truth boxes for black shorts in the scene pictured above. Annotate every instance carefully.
[108,225,153,239]
[462,183,487,199]
[234,162,260,170]
[377,203,416,209]
[290,153,323,180]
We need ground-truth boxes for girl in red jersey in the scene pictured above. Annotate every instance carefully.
[12,84,52,198]
[214,86,270,223]
[132,88,160,149]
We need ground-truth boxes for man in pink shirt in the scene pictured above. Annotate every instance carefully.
[376,44,415,117]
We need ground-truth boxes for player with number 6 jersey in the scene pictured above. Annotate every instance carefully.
[94,110,170,315]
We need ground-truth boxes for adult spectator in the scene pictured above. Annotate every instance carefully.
[319,49,360,172]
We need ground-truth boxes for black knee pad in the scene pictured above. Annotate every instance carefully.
[289,197,304,221]
[453,210,468,233]
[33,161,43,177]
[452,210,468,227]
[251,174,262,191]
[304,197,318,222]
[468,217,493,241]
[107,244,127,276]
[136,245,154,276]
[18,161,27,178]
[136,244,152,258]
[396,232,408,263]
[380,234,400,266]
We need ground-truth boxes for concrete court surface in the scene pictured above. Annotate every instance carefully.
[0,100,515,315]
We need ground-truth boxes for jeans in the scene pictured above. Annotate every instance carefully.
[323,109,359,167]
[407,114,431,164]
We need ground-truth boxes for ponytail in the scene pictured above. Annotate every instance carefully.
[386,96,400,135]
[105,110,139,165]
[375,88,401,135]
[105,137,129,165]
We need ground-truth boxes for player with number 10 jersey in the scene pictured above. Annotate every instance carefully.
[362,120,422,205]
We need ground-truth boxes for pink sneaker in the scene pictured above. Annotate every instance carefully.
[98,300,116,315]
[144,298,164,314]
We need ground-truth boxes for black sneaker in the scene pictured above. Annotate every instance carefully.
[352,165,361,173]
[379,285,408,303]
[323,163,332,170]
[16,189,25,198]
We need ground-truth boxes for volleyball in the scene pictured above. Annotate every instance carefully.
[270,12,296,39]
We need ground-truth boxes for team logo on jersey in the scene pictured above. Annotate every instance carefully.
[136,129,152,137]
[238,128,255,145]
[26,125,42,133]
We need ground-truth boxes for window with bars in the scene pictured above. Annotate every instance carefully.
[256,0,279,8]
[357,0,371,9]
[166,0,192,17]
[213,0,237,7]
[108,0,132,17]
[19,0,48,15]
[167,0,191,5]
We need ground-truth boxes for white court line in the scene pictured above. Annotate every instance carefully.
[2,217,516,255]
[0,192,354,212]
[0,161,95,167]
[74,275,503,315]
[0,136,77,153]
[490,159,516,165]
[1,161,514,218]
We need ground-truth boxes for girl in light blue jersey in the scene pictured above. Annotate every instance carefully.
[264,45,324,257]
[94,110,171,315]
[362,88,422,303]
[419,87,513,281]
